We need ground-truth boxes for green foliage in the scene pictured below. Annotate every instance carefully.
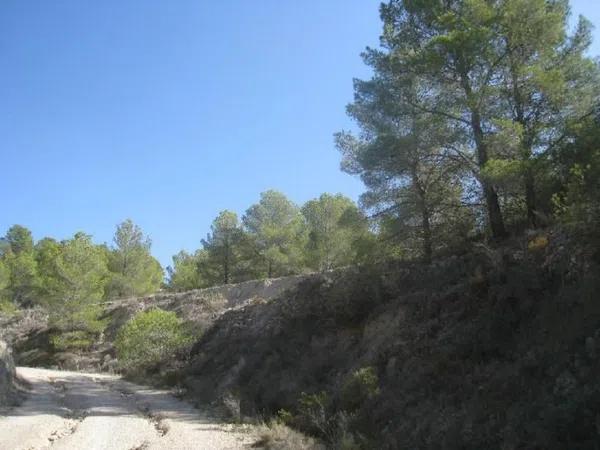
[0,297,17,316]
[358,0,600,238]
[340,367,380,412]
[200,210,247,284]
[552,116,600,237]
[51,330,95,352]
[0,222,166,352]
[115,308,192,372]
[43,233,109,350]
[554,161,600,232]
[296,391,331,436]
[302,193,370,271]
[166,192,371,289]
[0,259,9,295]
[1,226,40,308]
[481,159,525,188]
[48,233,108,307]
[5,225,34,255]
[276,408,294,425]
[106,219,163,298]
[243,190,306,277]
[337,70,473,260]
[167,250,207,291]
[34,238,63,300]
[4,249,40,307]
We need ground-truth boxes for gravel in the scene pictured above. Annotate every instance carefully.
[0,367,258,450]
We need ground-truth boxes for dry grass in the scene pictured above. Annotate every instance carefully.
[252,421,324,450]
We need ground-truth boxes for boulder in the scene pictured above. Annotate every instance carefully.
[0,340,16,406]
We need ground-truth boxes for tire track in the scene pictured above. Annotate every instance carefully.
[46,377,89,447]
[94,378,170,439]
[1,368,257,450]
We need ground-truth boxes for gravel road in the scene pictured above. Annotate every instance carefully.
[0,367,257,450]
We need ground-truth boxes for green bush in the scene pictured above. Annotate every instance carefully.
[0,298,17,316]
[295,391,334,439]
[340,367,380,412]
[51,330,94,351]
[49,304,107,352]
[115,308,192,372]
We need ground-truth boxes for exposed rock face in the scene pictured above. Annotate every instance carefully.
[0,339,16,406]
[103,274,313,341]
[1,274,313,371]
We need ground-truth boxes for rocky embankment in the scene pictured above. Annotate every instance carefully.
[182,232,600,449]
[0,274,313,371]
[0,340,16,407]
[4,231,600,448]
[103,273,312,340]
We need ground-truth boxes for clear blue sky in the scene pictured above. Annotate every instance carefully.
[1,1,598,268]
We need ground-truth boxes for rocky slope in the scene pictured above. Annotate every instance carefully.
[182,231,600,449]
[3,231,600,448]
[0,274,313,371]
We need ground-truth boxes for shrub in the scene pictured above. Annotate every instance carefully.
[0,299,17,316]
[51,330,94,351]
[340,367,380,412]
[527,235,549,252]
[115,308,192,372]
[253,420,324,450]
[297,391,331,436]
[276,408,294,425]
[49,304,107,352]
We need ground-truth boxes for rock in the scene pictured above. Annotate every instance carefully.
[0,340,16,406]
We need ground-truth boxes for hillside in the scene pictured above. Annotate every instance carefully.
[2,229,600,448]
[180,230,600,449]
[0,274,313,371]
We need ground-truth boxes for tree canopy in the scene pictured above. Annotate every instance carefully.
[106,219,163,298]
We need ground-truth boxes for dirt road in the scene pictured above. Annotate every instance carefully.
[0,367,257,450]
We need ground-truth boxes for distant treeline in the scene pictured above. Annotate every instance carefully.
[0,220,163,349]
[0,193,372,349]
[166,191,374,291]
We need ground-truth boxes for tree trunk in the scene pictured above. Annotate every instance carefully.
[422,208,432,264]
[457,63,507,239]
[524,168,537,228]
[413,169,433,263]
[469,107,507,238]
[507,47,538,228]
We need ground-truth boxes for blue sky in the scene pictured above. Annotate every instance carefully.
[1,1,599,267]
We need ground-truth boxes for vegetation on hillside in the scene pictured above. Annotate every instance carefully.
[0,220,163,352]
[167,191,373,290]
[337,0,599,256]
[1,1,599,447]
[115,308,193,374]
[183,230,600,449]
